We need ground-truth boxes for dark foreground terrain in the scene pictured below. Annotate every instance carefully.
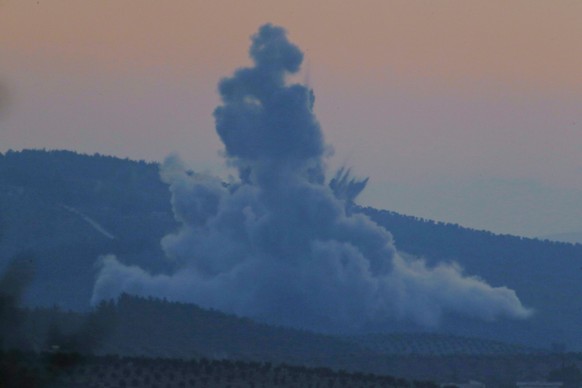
[3,291,577,387]
[0,351,435,388]
[3,349,582,388]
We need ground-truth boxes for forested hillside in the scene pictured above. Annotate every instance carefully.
[20,294,538,360]
[6,295,576,387]
[1,351,435,388]
[1,149,581,350]
[359,205,582,348]
[349,333,538,357]
[0,150,175,309]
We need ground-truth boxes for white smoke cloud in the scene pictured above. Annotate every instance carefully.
[92,24,532,332]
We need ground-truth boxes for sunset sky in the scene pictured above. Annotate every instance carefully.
[1,0,581,238]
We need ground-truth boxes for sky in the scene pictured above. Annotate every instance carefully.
[0,0,581,238]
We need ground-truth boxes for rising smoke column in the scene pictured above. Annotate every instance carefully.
[92,24,532,332]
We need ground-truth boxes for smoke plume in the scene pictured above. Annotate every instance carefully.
[92,24,531,332]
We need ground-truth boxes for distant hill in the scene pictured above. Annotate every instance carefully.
[48,355,429,388]
[96,295,542,360]
[1,149,582,350]
[347,333,539,357]
[359,205,582,349]
[17,294,547,385]
[540,232,582,245]
[22,294,370,362]
[0,149,176,309]
[1,350,431,388]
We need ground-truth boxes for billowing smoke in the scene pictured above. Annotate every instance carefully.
[92,24,531,332]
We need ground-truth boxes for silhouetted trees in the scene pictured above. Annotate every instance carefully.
[0,254,35,351]
[548,364,582,388]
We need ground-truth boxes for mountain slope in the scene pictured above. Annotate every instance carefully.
[541,232,582,245]
[22,295,542,362]
[0,150,176,309]
[359,206,582,349]
[347,333,540,357]
[1,149,581,350]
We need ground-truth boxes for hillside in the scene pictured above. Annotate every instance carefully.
[6,295,577,387]
[1,149,581,350]
[18,295,369,362]
[5,349,581,388]
[348,333,539,357]
[0,149,176,309]
[359,205,582,349]
[20,295,539,360]
[1,351,434,388]
[8,295,558,387]
[541,232,582,245]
